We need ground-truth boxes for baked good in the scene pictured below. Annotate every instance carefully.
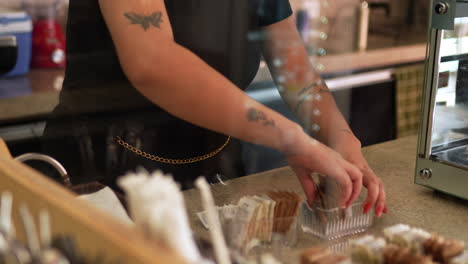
[384,224,432,254]
[350,235,386,264]
[383,224,411,247]
[301,246,350,264]
[424,235,465,264]
[383,244,434,264]
[266,191,302,234]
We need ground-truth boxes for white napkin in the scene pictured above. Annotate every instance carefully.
[118,170,202,264]
[78,187,133,227]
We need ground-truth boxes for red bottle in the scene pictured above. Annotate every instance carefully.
[24,0,66,68]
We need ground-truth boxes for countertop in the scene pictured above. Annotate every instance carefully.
[0,44,426,124]
[183,136,468,249]
[253,44,426,82]
[0,69,63,123]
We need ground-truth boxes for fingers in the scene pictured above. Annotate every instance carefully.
[344,162,363,208]
[324,157,362,208]
[362,169,381,215]
[294,168,317,208]
[330,166,353,208]
[375,180,387,217]
[362,167,387,217]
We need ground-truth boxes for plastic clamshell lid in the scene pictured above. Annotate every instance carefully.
[300,201,373,240]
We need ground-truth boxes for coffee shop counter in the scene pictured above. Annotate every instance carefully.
[183,136,468,249]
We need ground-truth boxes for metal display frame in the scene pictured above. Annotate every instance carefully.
[415,0,468,200]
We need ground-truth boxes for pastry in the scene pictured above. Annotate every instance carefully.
[383,224,411,248]
[350,235,386,264]
[301,246,350,264]
[424,235,465,264]
[383,225,431,254]
[383,244,434,264]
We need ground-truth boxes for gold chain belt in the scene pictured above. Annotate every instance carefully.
[116,136,231,165]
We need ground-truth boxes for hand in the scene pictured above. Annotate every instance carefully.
[285,134,363,209]
[331,133,388,217]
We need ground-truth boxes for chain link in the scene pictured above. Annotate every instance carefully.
[116,136,231,165]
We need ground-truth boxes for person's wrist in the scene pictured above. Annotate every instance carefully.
[330,129,361,150]
[279,122,308,156]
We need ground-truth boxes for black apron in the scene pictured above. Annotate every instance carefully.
[42,0,292,190]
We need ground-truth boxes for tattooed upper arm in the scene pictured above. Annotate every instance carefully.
[124,12,163,31]
[98,0,175,83]
[99,0,174,38]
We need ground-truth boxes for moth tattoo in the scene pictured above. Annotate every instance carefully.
[247,108,276,127]
[124,12,163,31]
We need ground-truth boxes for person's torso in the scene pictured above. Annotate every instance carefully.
[63,0,265,91]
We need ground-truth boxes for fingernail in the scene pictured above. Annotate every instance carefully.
[363,203,372,214]
[383,206,388,214]
[376,206,383,218]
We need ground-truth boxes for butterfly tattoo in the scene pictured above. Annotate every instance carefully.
[124,12,163,31]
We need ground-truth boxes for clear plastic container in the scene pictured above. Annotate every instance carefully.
[226,216,299,263]
[229,217,298,247]
[197,208,300,262]
[300,201,373,240]
[197,209,299,248]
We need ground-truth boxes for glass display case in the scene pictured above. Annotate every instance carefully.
[416,0,468,199]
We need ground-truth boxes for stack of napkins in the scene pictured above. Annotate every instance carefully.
[78,187,133,227]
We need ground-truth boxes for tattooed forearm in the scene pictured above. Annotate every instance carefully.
[293,81,320,114]
[124,12,163,31]
[293,94,313,115]
[247,108,276,127]
[297,80,323,97]
[318,87,331,93]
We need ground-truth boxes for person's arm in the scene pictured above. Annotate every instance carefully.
[261,16,387,217]
[98,0,362,208]
[98,0,299,152]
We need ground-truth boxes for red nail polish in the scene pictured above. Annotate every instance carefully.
[383,206,388,214]
[363,203,371,214]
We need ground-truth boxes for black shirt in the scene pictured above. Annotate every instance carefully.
[44,0,292,189]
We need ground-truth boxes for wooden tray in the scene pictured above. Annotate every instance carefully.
[0,138,185,264]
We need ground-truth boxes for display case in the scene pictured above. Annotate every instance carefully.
[416,0,468,199]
